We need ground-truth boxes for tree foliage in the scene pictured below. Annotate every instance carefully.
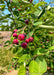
[0,0,54,75]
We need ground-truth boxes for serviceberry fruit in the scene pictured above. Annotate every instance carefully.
[13,39,19,44]
[29,37,33,42]
[18,34,25,41]
[21,42,27,48]
[25,39,29,43]
[13,33,17,37]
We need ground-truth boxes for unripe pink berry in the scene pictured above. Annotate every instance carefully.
[13,33,17,37]
[25,39,29,43]
[0,7,1,10]
[49,32,53,34]
[29,37,33,42]
[47,67,51,70]
[10,0,13,3]
[18,34,25,41]
[25,20,29,24]
[13,39,19,44]
[21,42,27,48]
[14,29,17,33]
[20,6,22,8]
[10,71,12,72]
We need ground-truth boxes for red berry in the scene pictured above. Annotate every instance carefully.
[47,67,51,70]
[29,37,33,42]
[25,39,29,43]
[12,63,14,65]
[41,41,43,43]
[49,32,53,34]
[18,34,25,41]
[17,9,21,11]
[21,42,27,48]
[25,20,29,24]
[10,71,12,72]
[14,6,16,8]
[20,6,22,8]
[13,39,19,44]
[13,33,17,37]
[14,29,17,33]
[47,39,49,41]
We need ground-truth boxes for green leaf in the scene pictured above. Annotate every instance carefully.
[0,5,5,10]
[49,46,54,50]
[35,2,47,8]
[33,48,41,55]
[29,60,39,75]
[13,0,18,2]
[13,10,19,16]
[39,25,54,31]
[36,56,47,74]
[11,35,14,43]
[29,57,47,75]
[18,65,26,75]
[34,35,39,41]
[27,31,34,38]
[5,40,11,44]
[33,21,43,26]
[18,54,31,64]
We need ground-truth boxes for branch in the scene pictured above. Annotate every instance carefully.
[17,25,27,33]
[39,25,54,31]
[38,5,51,19]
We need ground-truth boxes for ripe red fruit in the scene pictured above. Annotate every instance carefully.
[47,67,51,70]
[14,29,17,33]
[49,32,53,34]
[18,34,25,41]
[25,39,29,43]
[21,42,27,48]
[14,6,16,8]
[10,71,12,72]
[13,39,19,44]
[25,20,29,24]
[13,33,17,37]
[47,39,49,41]
[40,41,43,43]
[20,6,22,8]
[17,9,21,11]
[29,37,33,42]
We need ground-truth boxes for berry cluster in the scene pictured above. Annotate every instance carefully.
[13,29,33,48]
